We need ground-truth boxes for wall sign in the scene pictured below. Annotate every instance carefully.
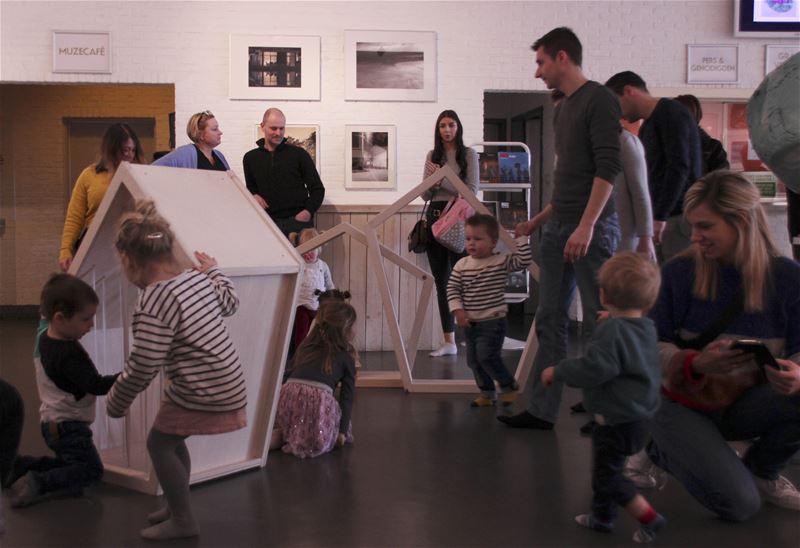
[53,31,111,74]
[687,44,739,84]
[765,45,800,75]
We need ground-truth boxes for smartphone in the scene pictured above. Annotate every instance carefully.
[732,339,781,370]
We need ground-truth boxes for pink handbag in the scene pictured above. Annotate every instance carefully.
[431,197,474,253]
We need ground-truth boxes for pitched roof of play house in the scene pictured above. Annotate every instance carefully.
[74,162,302,277]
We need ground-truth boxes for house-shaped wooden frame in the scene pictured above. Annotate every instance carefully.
[70,162,302,494]
[365,164,541,393]
[296,221,435,389]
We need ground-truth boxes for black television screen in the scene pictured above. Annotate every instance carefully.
[735,0,800,37]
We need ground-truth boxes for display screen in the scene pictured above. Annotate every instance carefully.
[736,0,800,35]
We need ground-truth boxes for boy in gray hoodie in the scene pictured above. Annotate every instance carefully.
[542,252,665,544]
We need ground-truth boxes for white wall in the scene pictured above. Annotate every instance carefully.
[1,0,797,206]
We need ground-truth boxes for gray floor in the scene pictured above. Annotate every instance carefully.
[2,317,799,547]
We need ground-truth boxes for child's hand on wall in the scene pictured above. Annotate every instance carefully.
[194,251,217,272]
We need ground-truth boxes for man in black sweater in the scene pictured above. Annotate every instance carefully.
[500,27,621,430]
[605,72,702,262]
[243,108,325,237]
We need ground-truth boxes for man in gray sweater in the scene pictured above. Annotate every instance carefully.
[500,27,621,430]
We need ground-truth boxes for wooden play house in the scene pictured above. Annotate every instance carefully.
[70,162,302,494]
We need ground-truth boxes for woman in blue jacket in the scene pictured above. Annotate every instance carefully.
[154,110,229,171]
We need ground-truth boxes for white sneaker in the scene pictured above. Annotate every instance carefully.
[623,450,668,490]
[429,343,457,357]
[754,474,800,511]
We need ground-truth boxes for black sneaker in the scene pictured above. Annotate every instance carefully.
[496,411,554,430]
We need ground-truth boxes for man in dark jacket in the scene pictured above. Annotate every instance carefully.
[674,94,730,175]
[605,72,702,262]
[243,108,325,237]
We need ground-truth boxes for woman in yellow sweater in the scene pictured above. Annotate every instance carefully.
[58,123,143,272]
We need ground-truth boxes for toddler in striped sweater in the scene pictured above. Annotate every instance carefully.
[447,214,532,407]
[107,201,246,541]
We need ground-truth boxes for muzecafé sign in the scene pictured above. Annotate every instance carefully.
[53,31,111,74]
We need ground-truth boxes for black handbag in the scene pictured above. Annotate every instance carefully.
[407,201,430,254]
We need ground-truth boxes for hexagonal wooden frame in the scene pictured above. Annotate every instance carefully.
[296,221,434,389]
[366,164,541,393]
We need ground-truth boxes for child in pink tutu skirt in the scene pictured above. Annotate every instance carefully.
[271,302,356,458]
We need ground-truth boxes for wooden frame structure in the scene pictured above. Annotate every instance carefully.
[71,163,302,493]
[366,164,541,393]
[296,222,434,388]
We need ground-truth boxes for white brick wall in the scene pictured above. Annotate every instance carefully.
[2,0,796,207]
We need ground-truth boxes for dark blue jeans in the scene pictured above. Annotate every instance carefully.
[15,421,103,495]
[648,385,800,522]
[591,420,649,523]
[426,201,465,334]
[273,216,314,239]
[465,317,514,397]
[525,215,619,422]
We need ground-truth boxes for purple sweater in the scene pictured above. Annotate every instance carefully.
[650,256,800,409]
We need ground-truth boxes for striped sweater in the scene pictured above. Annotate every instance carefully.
[447,237,532,321]
[107,267,246,417]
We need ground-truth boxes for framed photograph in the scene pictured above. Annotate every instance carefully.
[345,125,396,189]
[253,124,320,170]
[344,30,436,102]
[687,44,739,84]
[229,35,320,100]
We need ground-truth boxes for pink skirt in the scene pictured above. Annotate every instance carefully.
[276,379,353,458]
[152,398,247,436]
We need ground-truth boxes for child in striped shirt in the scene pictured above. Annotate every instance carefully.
[447,214,532,407]
[106,201,246,541]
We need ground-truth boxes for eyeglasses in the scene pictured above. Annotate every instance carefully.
[198,110,214,121]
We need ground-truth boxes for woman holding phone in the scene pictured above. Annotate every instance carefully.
[642,171,800,519]
[421,110,479,357]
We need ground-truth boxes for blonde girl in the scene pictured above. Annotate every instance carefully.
[106,201,246,540]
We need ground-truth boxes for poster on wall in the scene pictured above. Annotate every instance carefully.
[229,35,320,100]
[345,125,396,189]
[253,124,320,169]
[52,31,111,74]
[344,30,436,101]
[687,44,739,84]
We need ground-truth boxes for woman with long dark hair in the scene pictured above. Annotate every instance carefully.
[58,123,144,271]
[422,110,479,356]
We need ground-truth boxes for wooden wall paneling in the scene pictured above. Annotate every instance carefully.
[348,213,369,350]
[418,248,436,350]
[364,213,384,351]
[380,212,401,351]
[398,212,421,354]
[315,212,336,268]
[330,212,350,292]
[364,226,413,390]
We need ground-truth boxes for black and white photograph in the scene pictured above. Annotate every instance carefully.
[253,124,320,169]
[248,47,301,88]
[345,30,436,101]
[356,42,423,89]
[285,125,318,166]
[345,125,396,189]
[230,35,320,100]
